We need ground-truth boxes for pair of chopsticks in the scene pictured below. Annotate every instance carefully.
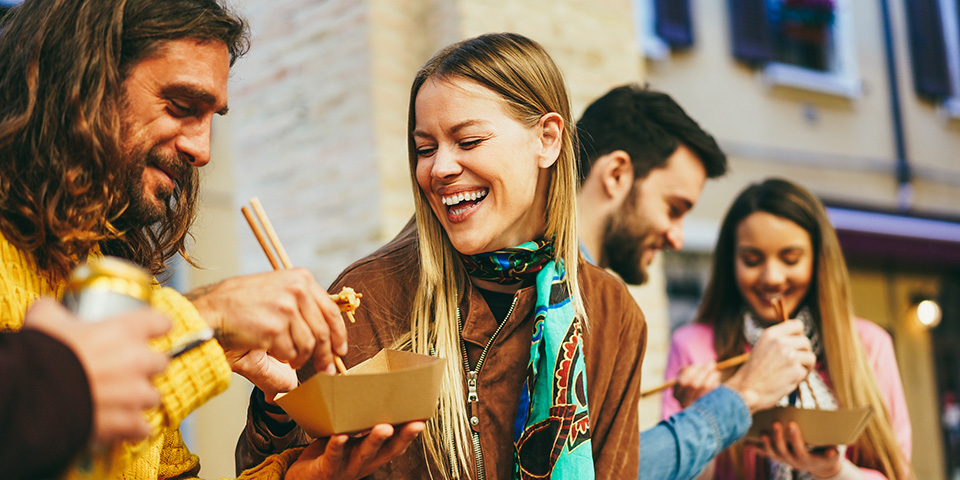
[640,297,800,398]
[241,197,348,375]
[641,352,750,397]
[773,297,820,409]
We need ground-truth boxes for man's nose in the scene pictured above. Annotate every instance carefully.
[665,222,684,251]
[176,120,212,167]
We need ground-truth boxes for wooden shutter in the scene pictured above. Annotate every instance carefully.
[904,0,951,99]
[655,0,694,48]
[728,0,774,64]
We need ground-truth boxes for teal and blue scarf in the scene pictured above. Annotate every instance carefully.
[464,240,594,479]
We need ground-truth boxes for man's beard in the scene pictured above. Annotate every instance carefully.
[119,144,195,226]
[601,199,656,286]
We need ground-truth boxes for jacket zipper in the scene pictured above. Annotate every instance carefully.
[454,295,518,480]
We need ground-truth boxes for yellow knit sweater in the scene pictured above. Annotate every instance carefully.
[0,234,304,479]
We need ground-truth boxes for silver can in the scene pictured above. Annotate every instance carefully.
[61,256,153,322]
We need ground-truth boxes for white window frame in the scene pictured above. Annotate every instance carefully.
[760,0,863,99]
[633,0,672,62]
[937,0,960,120]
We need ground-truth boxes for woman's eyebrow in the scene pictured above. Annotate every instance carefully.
[413,119,488,139]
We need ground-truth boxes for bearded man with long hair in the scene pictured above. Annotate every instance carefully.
[0,1,408,478]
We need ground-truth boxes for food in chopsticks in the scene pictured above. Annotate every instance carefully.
[329,286,362,323]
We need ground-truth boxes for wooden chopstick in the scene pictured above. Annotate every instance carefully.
[641,352,751,397]
[775,297,819,409]
[241,206,280,270]
[243,196,349,376]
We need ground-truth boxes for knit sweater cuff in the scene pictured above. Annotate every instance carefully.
[146,286,231,431]
[237,447,306,479]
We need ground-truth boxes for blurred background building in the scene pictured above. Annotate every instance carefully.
[3,0,958,477]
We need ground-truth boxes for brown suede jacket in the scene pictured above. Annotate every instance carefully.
[236,232,647,479]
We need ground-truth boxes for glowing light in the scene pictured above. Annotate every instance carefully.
[916,300,942,328]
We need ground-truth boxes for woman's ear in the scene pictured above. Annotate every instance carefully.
[536,112,564,169]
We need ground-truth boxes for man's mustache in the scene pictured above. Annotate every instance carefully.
[146,149,193,186]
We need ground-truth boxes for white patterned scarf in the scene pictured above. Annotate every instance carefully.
[743,307,844,480]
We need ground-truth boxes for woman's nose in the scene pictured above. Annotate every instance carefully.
[760,262,786,285]
[431,147,462,179]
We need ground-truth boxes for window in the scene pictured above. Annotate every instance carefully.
[943,0,960,118]
[730,0,862,98]
[633,0,694,61]
[905,0,960,119]
[767,0,836,72]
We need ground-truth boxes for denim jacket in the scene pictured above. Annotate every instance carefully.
[639,385,751,480]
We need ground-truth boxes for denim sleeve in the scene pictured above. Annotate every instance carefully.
[639,385,752,480]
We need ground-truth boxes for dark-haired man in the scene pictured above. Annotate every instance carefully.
[0,0,420,477]
[576,85,815,480]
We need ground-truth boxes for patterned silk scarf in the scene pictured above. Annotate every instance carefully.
[743,307,842,480]
[461,239,554,285]
[463,241,594,479]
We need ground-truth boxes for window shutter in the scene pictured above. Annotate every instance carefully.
[904,0,951,99]
[655,0,694,48]
[728,0,774,64]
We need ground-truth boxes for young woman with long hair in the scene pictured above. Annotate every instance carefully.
[662,178,911,479]
[237,32,646,479]
[346,31,645,480]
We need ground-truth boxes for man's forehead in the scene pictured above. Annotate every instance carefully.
[638,148,706,199]
[128,38,231,110]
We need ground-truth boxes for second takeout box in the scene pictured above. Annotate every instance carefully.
[745,406,874,446]
[275,349,445,437]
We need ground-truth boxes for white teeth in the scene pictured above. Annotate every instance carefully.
[441,188,488,207]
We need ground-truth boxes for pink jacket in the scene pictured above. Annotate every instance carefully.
[662,319,912,479]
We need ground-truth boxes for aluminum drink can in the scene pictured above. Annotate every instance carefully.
[61,256,154,480]
[62,256,153,321]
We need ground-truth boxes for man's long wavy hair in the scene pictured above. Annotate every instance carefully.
[0,0,248,282]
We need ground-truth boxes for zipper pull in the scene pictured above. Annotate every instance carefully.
[467,371,480,432]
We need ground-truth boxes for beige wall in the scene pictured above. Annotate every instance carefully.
[647,0,960,231]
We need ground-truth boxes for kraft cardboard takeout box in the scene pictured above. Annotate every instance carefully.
[745,406,874,447]
[275,349,445,437]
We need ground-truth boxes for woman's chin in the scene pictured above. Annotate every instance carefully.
[448,238,487,256]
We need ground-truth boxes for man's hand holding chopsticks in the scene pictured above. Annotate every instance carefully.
[187,268,348,401]
[723,320,816,413]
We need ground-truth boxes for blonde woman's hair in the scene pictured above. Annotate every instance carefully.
[398,32,583,479]
[696,178,911,479]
